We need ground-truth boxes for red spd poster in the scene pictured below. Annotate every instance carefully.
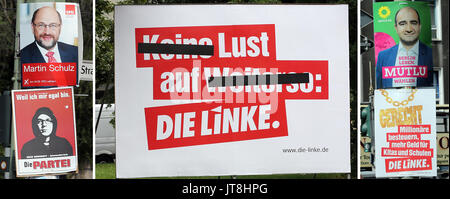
[12,87,77,177]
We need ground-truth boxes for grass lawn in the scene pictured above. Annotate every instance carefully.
[95,163,116,179]
[95,163,349,179]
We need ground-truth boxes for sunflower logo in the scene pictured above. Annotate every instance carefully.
[378,6,391,19]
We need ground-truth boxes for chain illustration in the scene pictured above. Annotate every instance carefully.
[380,89,417,107]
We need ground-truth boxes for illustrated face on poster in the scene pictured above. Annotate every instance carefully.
[115,5,350,178]
[12,87,77,176]
[374,2,433,89]
[19,3,81,88]
[21,107,74,159]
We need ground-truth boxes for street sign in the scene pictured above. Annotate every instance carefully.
[79,60,93,81]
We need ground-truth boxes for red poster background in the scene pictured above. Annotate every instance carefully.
[136,24,329,150]
[135,24,277,68]
[152,60,329,100]
[145,100,288,150]
[13,88,76,159]
[22,63,78,88]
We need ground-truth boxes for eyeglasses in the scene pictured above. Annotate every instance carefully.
[33,23,60,30]
[37,119,53,125]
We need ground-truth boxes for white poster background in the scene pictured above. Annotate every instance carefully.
[19,2,83,86]
[374,88,437,178]
[115,5,350,178]
[12,87,78,177]
[19,2,80,50]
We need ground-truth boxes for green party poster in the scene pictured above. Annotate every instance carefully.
[373,1,433,89]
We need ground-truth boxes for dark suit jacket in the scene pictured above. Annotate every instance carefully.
[20,41,79,88]
[20,41,78,64]
[375,41,433,89]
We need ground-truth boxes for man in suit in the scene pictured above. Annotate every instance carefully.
[20,6,78,64]
[376,6,433,89]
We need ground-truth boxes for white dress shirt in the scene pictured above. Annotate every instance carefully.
[392,41,419,87]
[36,42,62,63]
[395,41,419,66]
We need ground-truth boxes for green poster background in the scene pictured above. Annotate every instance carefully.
[373,1,432,61]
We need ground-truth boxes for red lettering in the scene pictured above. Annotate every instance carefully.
[61,159,68,167]
[31,159,71,170]
[40,161,47,169]
[145,100,288,150]
[55,159,61,167]
[382,66,427,79]
[33,161,39,169]
[47,160,55,168]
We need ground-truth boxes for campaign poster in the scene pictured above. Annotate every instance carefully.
[12,87,78,177]
[19,2,82,88]
[373,1,433,89]
[115,5,350,178]
[374,88,436,178]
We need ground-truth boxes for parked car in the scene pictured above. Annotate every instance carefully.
[95,104,115,163]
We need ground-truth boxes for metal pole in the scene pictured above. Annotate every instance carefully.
[10,0,67,179]
[95,80,110,133]
[368,61,374,96]
[8,0,24,179]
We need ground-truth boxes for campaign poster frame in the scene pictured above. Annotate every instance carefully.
[373,1,433,89]
[19,2,83,88]
[12,87,78,177]
[115,5,350,178]
[374,88,437,178]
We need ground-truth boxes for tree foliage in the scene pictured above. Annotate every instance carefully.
[0,0,16,93]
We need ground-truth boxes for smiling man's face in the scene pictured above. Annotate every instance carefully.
[32,7,61,50]
[395,7,421,48]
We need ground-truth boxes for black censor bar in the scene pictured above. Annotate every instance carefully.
[138,43,214,56]
[208,73,310,87]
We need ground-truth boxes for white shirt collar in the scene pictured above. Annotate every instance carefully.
[35,41,62,63]
[398,40,419,57]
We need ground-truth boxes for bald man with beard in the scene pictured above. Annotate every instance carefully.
[375,6,433,89]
